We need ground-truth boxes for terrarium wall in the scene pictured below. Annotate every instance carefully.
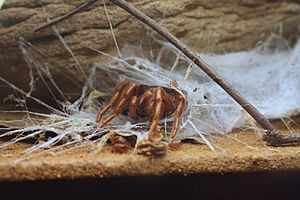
[0,0,300,102]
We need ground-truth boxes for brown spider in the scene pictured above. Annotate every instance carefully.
[96,81,185,142]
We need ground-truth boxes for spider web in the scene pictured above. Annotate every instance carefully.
[0,3,300,161]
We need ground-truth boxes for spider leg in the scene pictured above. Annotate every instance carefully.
[96,81,128,123]
[99,83,137,128]
[171,94,185,138]
[129,96,138,120]
[137,90,153,118]
[160,88,175,116]
[138,91,152,105]
[148,87,164,141]
[128,84,149,120]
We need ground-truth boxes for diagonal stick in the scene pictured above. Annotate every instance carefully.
[34,0,98,32]
[34,0,300,147]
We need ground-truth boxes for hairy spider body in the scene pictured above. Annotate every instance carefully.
[96,81,185,141]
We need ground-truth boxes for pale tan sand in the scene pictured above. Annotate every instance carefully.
[1,114,300,181]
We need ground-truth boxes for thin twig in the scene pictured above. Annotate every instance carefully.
[34,0,300,146]
[103,0,122,58]
[34,0,98,32]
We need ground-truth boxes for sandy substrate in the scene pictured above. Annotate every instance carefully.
[1,126,300,181]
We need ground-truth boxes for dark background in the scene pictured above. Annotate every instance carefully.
[1,170,299,200]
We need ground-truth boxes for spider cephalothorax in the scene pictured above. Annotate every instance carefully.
[96,81,185,141]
